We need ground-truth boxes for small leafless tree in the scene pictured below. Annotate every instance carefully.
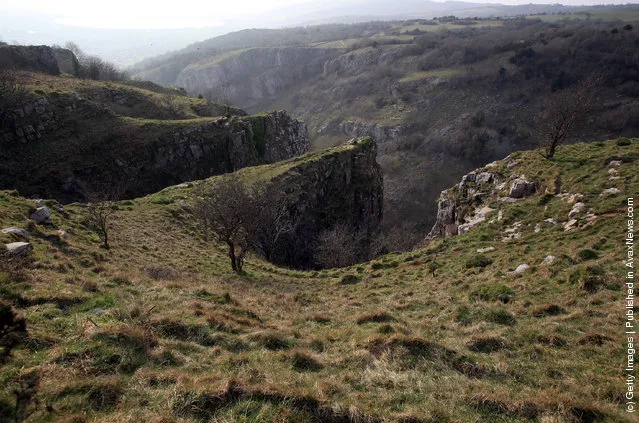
[315,222,367,268]
[194,176,293,272]
[158,93,185,118]
[537,73,603,159]
[253,185,292,262]
[80,180,127,249]
[194,177,257,273]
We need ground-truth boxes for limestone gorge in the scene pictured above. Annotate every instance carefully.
[1,6,639,423]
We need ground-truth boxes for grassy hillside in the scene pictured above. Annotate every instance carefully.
[0,137,636,422]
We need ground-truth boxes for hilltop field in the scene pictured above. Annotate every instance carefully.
[0,137,637,422]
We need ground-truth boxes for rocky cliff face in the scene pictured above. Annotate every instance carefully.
[0,89,309,202]
[425,156,540,241]
[175,47,336,110]
[0,45,69,75]
[264,137,383,268]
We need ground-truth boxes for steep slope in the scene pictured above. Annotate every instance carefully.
[0,71,308,202]
[0,138,635,422]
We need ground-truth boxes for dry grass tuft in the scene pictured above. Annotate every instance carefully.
[290,348,324,371]
[356,311,396,325]
[467,336,508,353]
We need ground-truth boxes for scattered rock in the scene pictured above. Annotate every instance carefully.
[565,193,583,204]
[502,232,521,242]
[541,255,556,265]
[56,230,68,239]
[476,172,494,185]
[568,202,586,218]
[534,223,540,233]
[506,160,519,168]
[5,242,32,256]
[607,168,619,176]
[477,247,496,253]
[512,264,530,274]
[1,227,29,238]
[609,160,622,167]
[509,178,537,199]
[175,183,191,189]
[459,172,476,189]
[564,219,578,231]
[30,206,52,224]
[458,206,494,235]
[600,188,620,197]
[498,293,513,304]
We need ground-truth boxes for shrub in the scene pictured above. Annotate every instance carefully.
[537,334,567,347]
[484,309,516,326]
[356,311,395,325]
[471,284,514,301]
[340,274,360,285]
[467,336,508,353]
[248,330,293,350]
[465,255,493,268]
[0,301,27,363]
[616,138,632,146]
[87,380,122,410]
[145,267,178,281]
[533,304,566,317]
[455,305,472,325]
[290,349,323,371]
[577,249,599,261]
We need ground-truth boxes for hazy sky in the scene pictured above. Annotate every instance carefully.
[1,0,632,29]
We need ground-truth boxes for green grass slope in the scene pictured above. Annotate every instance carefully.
[0,138,637,422]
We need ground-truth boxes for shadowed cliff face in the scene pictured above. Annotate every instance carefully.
[269,137,383,268]
[0,87,309,202]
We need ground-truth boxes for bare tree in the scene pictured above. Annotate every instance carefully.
[252,185,293,262]
[194,176,293,272]
[314,222,366,268]
[194,177,257,273]
[80,180,127,249]
[157,93,185,118]
[537,73,603,159]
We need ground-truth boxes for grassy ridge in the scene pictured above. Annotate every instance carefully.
[0,137,637,422]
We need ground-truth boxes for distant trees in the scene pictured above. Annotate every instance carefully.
[537,73,603,159]
[194,176,291,273]
[63,41,128,82]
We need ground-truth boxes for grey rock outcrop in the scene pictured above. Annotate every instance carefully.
[30,206,52,224]
[5,242,32,256]
[2,228,29,238]
[509,178,537,198]
[0,45,61,75]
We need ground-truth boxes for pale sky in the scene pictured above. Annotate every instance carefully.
[1,0,312,29]
[1,0,633,29]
